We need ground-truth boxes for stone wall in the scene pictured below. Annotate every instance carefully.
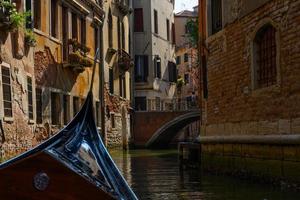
[202,0,300,136]
[104,85,132,148]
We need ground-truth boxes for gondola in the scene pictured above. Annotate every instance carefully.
[0,49,138,200]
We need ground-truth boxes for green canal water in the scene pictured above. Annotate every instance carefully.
[110,149,300,200]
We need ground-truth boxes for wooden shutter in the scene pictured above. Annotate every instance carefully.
[1,66,12,117]
[143,55,148,81]
[36,88,42,124]
[27,76,33,120]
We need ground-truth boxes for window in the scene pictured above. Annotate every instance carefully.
[176,56,181,65]
[1,65,12,118]
[73,96,80,116]
[63,95,70,125]
[96,101,101,127]
[253,24,277,89]
[134,8,143,32]
[111,113,115,128]
[62,5,69,61]
[119,75,126,98]
[202,55,208,99]
[80,18,86,45]
[154,9,158,34]
[134,55,148,82]
[36,88,42,124]
[166,19,170,41]
[135,97,147,111]
[154,56,161,79]
[27,76,33,120]
[25,0,32,29]
[72,12,78,39]
[172,23,175,44]
[94,27,99,53]
[155,97,161,111]
[109,68,114,94]
[184,53,189,62]
[51,92,61,125]
[117,18,121,50]
[33,0,41,29]
[168,62,177,82]
[121,22,125,50]
[108,9,113,48]
[211,0,222,34]
[51,0,58,38]
[184,73,190,84]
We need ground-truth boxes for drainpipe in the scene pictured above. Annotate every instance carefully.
[99,21,106,146]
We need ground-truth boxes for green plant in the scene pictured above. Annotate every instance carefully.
[186,19,199,47]
[81,56,93,67]
[69,51,82,64]
[177,77,185,88]
[24,29,36,47]
[0,0,29,31]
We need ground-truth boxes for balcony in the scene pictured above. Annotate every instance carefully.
[64,39,93,73]
[117,49,132,72]
[114,0,131,15]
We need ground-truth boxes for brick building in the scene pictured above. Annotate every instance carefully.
[198,0,300,185]
[0,0,104,160]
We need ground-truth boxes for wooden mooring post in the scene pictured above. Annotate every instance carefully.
[178,142,201,169]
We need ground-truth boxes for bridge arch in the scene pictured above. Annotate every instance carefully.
[145,111,201,148]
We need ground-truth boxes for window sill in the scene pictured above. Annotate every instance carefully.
[251,84,281,97]
[3,117,13,123]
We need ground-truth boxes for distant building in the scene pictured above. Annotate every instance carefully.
[103,0,133,149]
[174,7,199,109]
[174,7,199,141]
[198,0,300,185]
[132,0,176,111]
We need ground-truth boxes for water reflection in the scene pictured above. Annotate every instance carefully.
[110,149,300,200]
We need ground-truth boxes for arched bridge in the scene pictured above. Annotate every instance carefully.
[133,111,200,148]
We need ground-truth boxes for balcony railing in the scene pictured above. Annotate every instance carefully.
[114,0,130,15]
[136,97,199,112]
[117,49,133,72]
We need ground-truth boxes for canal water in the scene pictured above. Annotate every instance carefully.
[110,149,300,200]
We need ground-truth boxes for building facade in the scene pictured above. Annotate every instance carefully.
[133,0,177,111]
[198,0,300,185]
[0,0,104,160]
[175,8,199,110]
[102,0,133,149]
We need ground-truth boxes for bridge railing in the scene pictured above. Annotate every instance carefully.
[142,98,199,112]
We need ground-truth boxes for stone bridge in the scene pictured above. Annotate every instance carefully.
[132,111,201,148]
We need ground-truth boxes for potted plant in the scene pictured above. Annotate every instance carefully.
[0,0,28,32]
[177,76,185,88]
[24,29,36,47]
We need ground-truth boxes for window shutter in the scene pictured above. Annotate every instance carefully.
[134,8,143,32]
[143,55,148,81]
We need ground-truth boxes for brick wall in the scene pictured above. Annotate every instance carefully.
[202,0,300,136]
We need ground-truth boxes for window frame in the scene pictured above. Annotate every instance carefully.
[27,75,34,122]
[250,21,281,91]
[35,87,43,124]
[0,62,13,121]
[134,8,144,32]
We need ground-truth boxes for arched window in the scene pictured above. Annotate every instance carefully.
[108,9,113,48]
[253,24,277,89]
